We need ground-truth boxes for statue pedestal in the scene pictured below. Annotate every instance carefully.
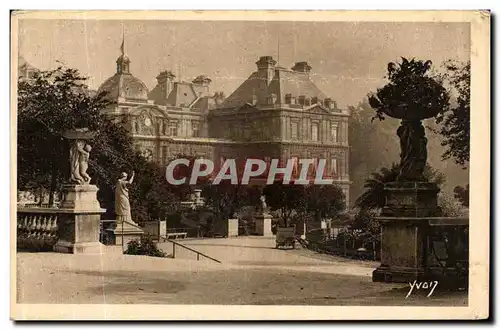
[255,213,273,236]
[54,184,106,254]
[372,182,441,283]
[107,221,144,247]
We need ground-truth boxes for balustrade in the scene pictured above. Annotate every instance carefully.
[17,209,59,251]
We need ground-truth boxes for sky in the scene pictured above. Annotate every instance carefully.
[18,19,470,108]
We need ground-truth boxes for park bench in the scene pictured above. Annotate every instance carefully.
[165,232,188,240]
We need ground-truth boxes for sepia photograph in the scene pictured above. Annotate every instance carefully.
[10,10,490,320]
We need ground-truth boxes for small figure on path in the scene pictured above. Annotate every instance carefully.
[115,171,136,225]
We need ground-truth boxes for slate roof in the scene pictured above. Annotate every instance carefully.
[221,66,328,109]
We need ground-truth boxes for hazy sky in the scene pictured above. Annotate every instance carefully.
[18,19,470,107]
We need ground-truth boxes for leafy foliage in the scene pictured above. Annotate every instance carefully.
[304,184,346,222]
[262,182,346,227]
[202,181,261,223]
[18,65,180,223]
[432,60,470,167]
[355,163,446,211]
[124,234,167,258]
[166,154,212,201]
[17,66,108,204]
[343,209,381,247]
[263,181,307,227]
[368,57,450,122]
[438,192,465,217]
[453,184,470,208]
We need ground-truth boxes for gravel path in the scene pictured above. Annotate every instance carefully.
[16,237,467,306]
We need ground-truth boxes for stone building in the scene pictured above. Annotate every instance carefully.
[97,38,222,164]
[18,56,38,80]
[19,38,351,206]
[210,56,351,204]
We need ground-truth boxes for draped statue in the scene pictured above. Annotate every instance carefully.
[115,171,136,225]
[396,121,427,181]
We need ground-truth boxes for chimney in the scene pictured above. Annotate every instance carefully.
[192,75,212,87]
[256,56,277,85]
[156,70,176,100]
[292,61,312,75]
[324,98,332,109]
[192,75,212,95]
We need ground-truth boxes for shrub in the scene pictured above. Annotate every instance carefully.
[124,234,167,258]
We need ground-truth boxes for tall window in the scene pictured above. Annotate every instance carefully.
[169,122,178,136]
[311,123,319,141]
[331,158,338,176]
[331,123,338,143]
[291,122,298,140]
[291,156,299,178]
[192,122,200,137]
[162,146,168,164]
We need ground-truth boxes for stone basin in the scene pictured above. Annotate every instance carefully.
[62,128,96,140]
[382,106,440,121]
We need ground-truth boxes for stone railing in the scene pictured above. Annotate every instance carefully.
[427,217,469,281]
[17,208,59,252]
[18,203,59,209]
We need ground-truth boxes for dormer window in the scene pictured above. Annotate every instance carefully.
[267,93,277,105]
[285,93,292,104]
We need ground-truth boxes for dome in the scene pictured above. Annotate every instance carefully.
[97,73,149,101]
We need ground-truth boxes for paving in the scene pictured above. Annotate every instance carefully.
[16,237,468,305]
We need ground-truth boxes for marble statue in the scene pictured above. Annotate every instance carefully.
[79,144,92,183]
[115,171,135,224]
[69,140,92,184]
[260,195,269,214]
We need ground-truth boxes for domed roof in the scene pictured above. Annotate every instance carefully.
[97,73,149,101]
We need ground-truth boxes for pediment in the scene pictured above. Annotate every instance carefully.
[129,105,167,118]
[129,105,168,136]
[239,103,258,111]
[304,104,331,114]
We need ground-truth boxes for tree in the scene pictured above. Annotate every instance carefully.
[18,65,107,205]
[355,163,446,211]
[202,181,261,225]
[304,184,346,222]
[262,181,307,227]
[166,153,212,201]
[453,184,470,208]
[348,100,400,203]
[433,60,470,167]
[18,65,180,223]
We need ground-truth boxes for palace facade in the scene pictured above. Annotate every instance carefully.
[19,39,351,205]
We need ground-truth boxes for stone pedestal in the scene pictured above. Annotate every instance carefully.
[372,182,441,283]
[382,182,441,217]
[228,218,239,237]
[255,214,273,236]
[212,218,239,238]
[53,184,106,254]
[107,221,144,247]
